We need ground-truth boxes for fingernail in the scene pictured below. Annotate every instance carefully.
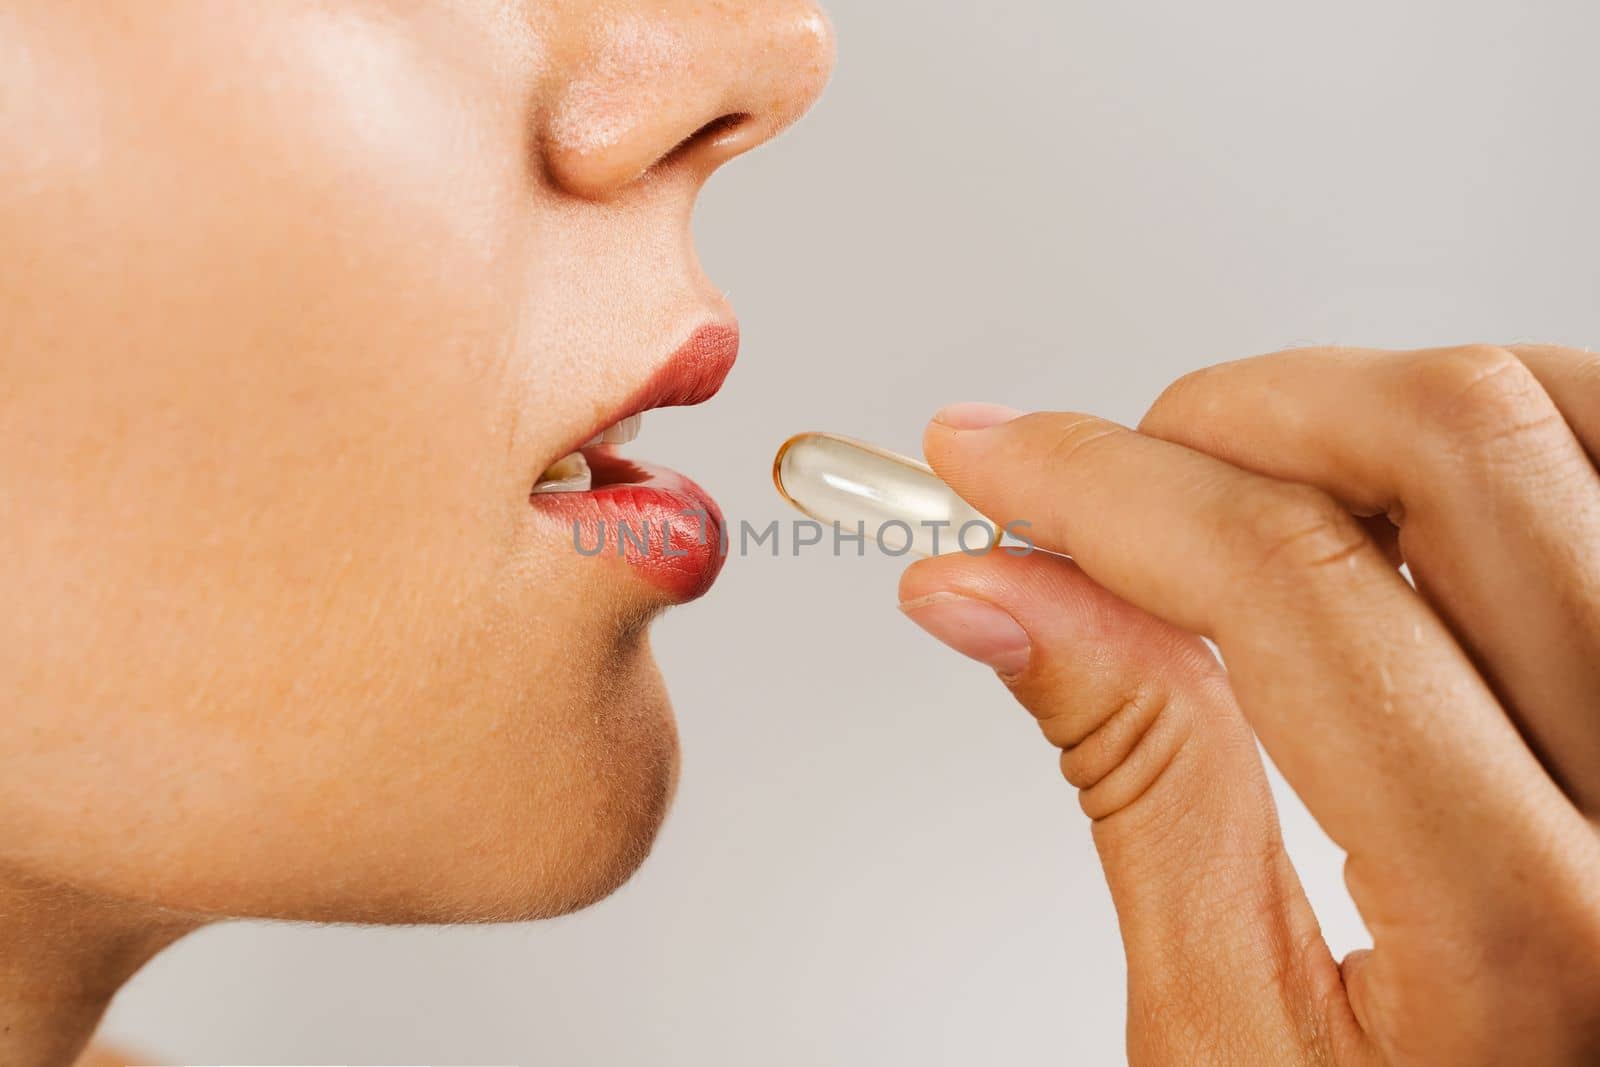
[931,402,1025,431]
[899,592,1031,677]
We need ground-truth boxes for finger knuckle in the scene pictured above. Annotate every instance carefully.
[1505,341,1600,369]
[1229,483,1372,577]
[1074,699,1194,823]
[1504,343,1593,364]
[1036,415,1125,471]
[1052,686,1163,790]
[1142,365,1224,433]
[1407,345,1566,460]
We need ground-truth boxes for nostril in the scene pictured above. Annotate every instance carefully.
[543,108,755,200]
[661,112,752,168]
[544,0,831,198]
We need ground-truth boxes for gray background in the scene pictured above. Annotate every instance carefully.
[103,1,1600,1063]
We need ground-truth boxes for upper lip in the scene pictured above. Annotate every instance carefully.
[563,321,741,459]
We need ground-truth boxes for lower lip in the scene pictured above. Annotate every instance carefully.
[530,450,727,603]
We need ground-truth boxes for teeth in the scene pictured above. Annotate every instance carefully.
[538,413,642,493]
[531,451,592,495]
[601,412,643,445]
[581,413,643,448]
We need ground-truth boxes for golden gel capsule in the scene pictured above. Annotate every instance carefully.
[772,433,998,557]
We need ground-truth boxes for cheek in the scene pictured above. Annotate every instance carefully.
[0,5,640,911]
[13,5,558,688]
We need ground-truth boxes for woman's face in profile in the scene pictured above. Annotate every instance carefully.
[0,1,831,922]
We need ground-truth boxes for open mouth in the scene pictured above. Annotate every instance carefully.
[527,323,738,603]
[530,414,644,495]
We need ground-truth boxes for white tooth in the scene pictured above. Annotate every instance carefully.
[531,452,592,494]
[600,412,642,445]
[582,432,604,447]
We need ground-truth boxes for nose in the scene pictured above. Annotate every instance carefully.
[541,0,836,200]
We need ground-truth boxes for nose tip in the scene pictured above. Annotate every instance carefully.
[543,1,836,200]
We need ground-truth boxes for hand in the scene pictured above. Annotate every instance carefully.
[899,344,1600,1065]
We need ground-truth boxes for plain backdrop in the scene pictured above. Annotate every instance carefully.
[103,1,1600,1063]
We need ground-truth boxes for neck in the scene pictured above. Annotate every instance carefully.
[0,870,199,1067]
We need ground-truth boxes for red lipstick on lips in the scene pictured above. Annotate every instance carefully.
[530,323,738,603]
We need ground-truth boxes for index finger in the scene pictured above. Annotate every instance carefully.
[924,404,1578,901]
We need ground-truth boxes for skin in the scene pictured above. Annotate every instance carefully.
[4,4,1594,1066]
[902,344,1600,1063]
[0,2,831,1064]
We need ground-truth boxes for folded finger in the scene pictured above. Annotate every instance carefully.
[1139,344,1600,810]
[1506,344,1600,464]
[923,407,1579,908]
[900,550,1357,1064]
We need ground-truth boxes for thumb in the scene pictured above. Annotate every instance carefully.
[900,549,1349,1064]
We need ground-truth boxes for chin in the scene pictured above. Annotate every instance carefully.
[424,638,683,926]
[298,726,680,927]
[47,622,685,929]
[524,716,681,923]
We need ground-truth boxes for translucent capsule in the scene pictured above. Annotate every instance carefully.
[772,433,997,557]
